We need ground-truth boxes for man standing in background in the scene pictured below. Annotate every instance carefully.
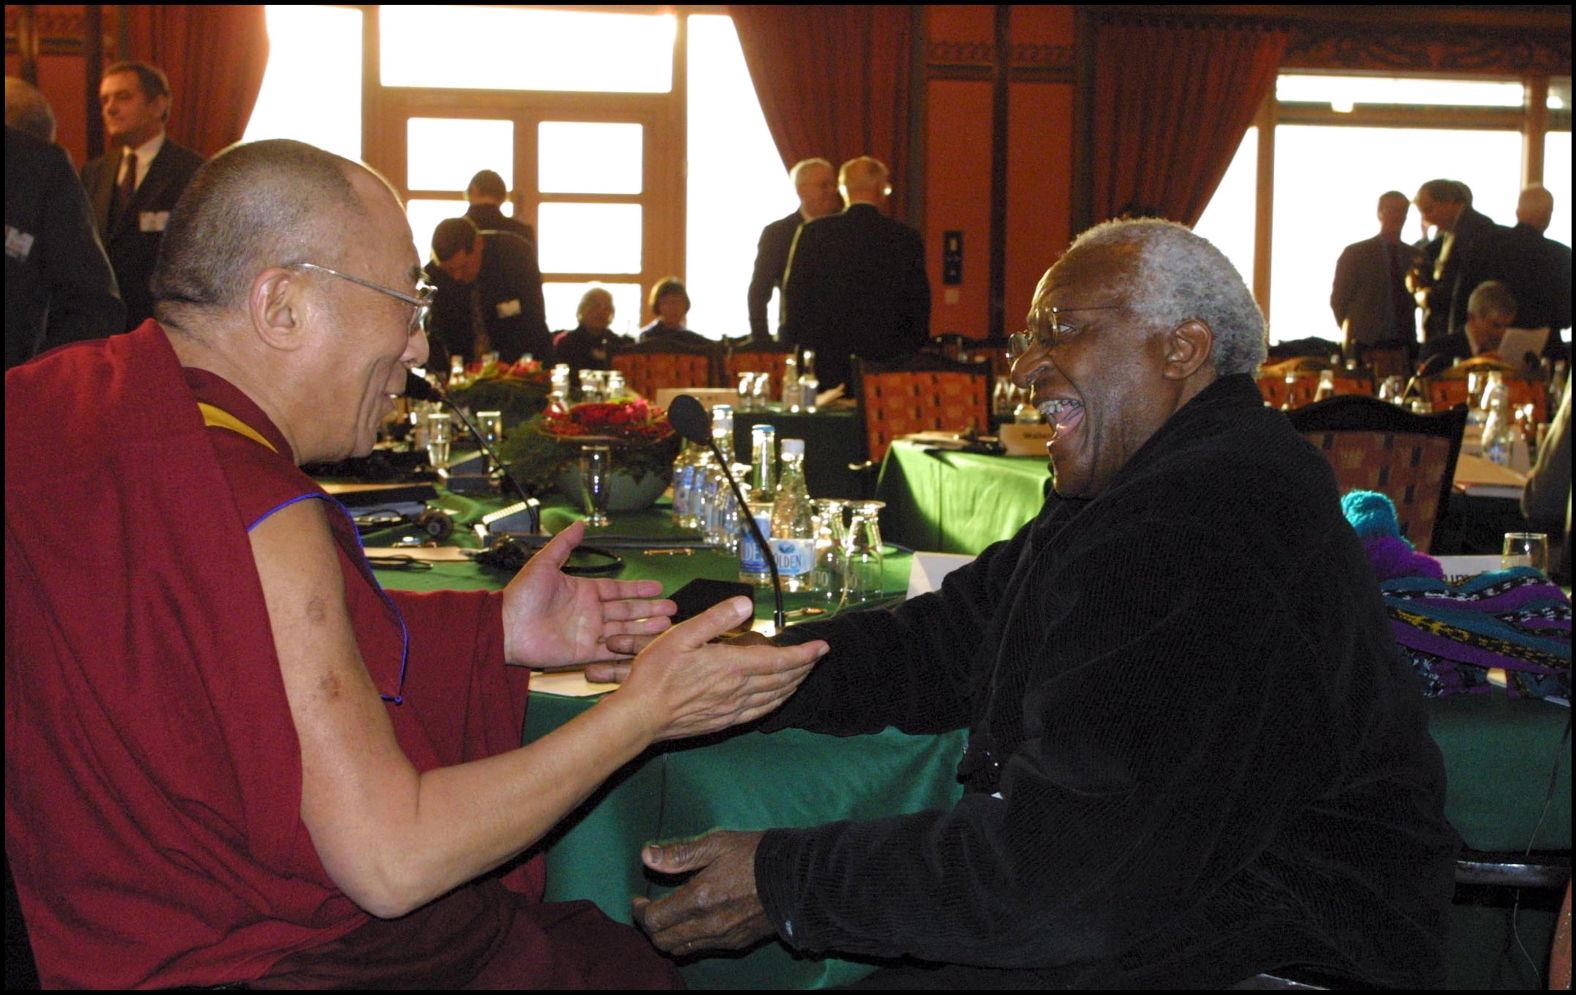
[747,158,841,343]
[1499,185,1571,349]
[429,216,551,366]
[1330,190,1423,362]
[1413,178,1506,342]
[465,169,535,246]
[79,61,204,331]
[782,156,930,393]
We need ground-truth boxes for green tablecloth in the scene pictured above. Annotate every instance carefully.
[875,441,1050,554]
[372,490,1571,989]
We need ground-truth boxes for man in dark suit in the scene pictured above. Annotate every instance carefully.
[746,158,842,343]
[464,169,535,246]
[5,125,124,369]
[428,216,551,365]
[1330,191,1422,361]
[1413,178,1506,342]
[782,156,930,394]
[1500,185,1571,346]
[79,61,204,332]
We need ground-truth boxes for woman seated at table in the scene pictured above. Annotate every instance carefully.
[552,285,629,382]
[637,277,712,348]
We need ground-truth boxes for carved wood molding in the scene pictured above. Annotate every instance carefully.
[927,40,1075,81]
[4,6,88,39]
[1285,26,1571,76]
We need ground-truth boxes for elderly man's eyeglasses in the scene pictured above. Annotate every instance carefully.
[290,262,434,336]
[1007,303,1122,359]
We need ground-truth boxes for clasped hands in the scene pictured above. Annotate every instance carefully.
[498,523,810,955]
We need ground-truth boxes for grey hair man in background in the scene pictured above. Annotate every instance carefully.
[747,157,843,343]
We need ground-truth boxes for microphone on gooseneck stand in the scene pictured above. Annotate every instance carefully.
[1402,352,1453,407]
[405,370,536,512]
[669,394,785,634]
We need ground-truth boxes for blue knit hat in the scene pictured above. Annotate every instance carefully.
[1342,490,1410,547]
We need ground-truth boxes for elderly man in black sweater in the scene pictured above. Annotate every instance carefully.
[601,219,1456,989]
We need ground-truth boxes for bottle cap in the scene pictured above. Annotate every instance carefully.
[782,438,805,456]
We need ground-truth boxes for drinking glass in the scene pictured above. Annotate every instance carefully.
[842,501,886,605]
[737,371,757,411]
[477,410,504,449]
[751,371,772,409]
[1501,532,1549,573]
[425,412,453,469]
[812,499,848,603]
[579,444,613,528]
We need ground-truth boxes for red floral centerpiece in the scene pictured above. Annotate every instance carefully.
[499,397,680,506]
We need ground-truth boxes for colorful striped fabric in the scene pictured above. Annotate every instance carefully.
[1379,567,1571,702]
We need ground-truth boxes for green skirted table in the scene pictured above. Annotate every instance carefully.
[875,440,1051,554]
[370,492,1571,989]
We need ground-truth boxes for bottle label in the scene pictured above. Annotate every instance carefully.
[740,511,773,573]
[771,538,815,577]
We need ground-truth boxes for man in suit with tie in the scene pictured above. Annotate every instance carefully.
[1330,191,1423,362]
[79,61,205,332]
[1413,179,1507,343]
[746,158,842,343]
[782,156,930,394]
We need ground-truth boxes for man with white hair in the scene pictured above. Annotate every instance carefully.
[746,157,843,342]
[1500,184,1572,342]
[614,219,1456,989]
[781,155,930,393]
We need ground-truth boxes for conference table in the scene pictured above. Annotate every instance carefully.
[366,484,1570,989]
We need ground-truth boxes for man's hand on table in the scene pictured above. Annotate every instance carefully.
[501,520,676,668]
[633,830,774,955]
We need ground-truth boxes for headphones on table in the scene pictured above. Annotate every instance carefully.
[352,507,456,542]
[471,535,624,576]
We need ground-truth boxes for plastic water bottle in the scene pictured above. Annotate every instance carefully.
[671,441,702,526]
[1481,375,1515,466]
[738,499,775,587]
[770,439,816,592]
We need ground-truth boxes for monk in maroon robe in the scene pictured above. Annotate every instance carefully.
[4,139,826,989]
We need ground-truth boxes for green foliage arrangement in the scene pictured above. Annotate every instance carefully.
[498,398,680,494]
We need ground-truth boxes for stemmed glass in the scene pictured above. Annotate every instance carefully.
[579,444,613,528]
[425,411,453,470]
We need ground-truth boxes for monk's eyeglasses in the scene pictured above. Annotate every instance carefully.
[290,262,435,337]
[1007,303,1123,359]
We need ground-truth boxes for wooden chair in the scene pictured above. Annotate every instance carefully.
[852,354,991,467]
[609,338,720,402]
[1286,394,1467,553]
[1422,364,1549,423]
[1257,358,1374,410]
[1356,342,1413,380]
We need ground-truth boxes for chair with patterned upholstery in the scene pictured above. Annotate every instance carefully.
[852,354,991,469]
[1286,394,1467,553]
[1257,357,1374,410]
[609,338,721,402]
[1422,363,1549,423]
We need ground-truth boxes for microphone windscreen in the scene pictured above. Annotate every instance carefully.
[667,394,712,444]
[404,370,442,402]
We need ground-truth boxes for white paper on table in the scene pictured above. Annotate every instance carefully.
[1434,554,1504,582]
[906,551,975,600]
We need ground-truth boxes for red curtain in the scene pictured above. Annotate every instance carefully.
[730,5,912,216]
[1090,17,1287,227]
[123,5,270,157]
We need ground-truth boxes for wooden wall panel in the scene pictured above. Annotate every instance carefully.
[925,79,994,338]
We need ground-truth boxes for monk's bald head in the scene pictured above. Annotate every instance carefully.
[150,139,395,328]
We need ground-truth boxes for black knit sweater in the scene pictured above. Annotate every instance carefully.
[760,373,1456,988]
